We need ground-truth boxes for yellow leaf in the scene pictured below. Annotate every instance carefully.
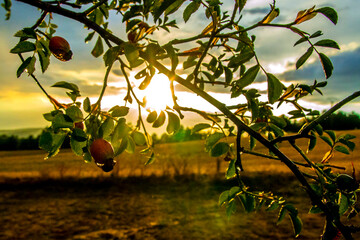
[260,5,280,24]
[321,150,334,163]
[201,21,216,35]
[295,6,317,24]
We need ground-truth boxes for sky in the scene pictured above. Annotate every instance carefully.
[0,0,359,131]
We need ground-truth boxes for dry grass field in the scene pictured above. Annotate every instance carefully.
[0,130,360,239]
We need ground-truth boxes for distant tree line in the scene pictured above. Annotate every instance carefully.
[0,111,359,151]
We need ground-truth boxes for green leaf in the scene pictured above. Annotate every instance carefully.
[110,105,130,117]
[183,1,200,23]
[98,118,115,139]
[71,128,87,142]
[289,214,302,238]
[236,65,260,89]
[267,73,283,104]
[270,116,287,128]
[26,56,36,75]
[320,135,334,147]
[52,114,74,130]
[319,53,333,79]
[294,36,308,46]
[205,132,224,151]
[84,31,95,43]
[91,36,104,58]
[202,71,214,82]
[309,206,323,214]
[224,67,233,84]
[124,42,142,68]
[146,111,158,123]
[52,81,79,93]
[39,130,67,159]
[314,39,340,50]
[277,206,287,224]
[65,106,83,123]
[10,41,36,53]
[38,50,50,73]
[334,145,350,155]
[139,74,152,90]
[166,111,180,134]
[16,56,33,78]
[152,110,166,128]
[165,0,185,16]
[145,152,155,166]
[219,190,230,206]
[14,28,37,39]
[339,193,349,215]
[123,135,135,154]
[325,130,336,142]
[316,7,338,25]
[226,200,237,218]
[192,123,211,134]
[153,0,175,21]
[296,47,313,69]
[163,43,178,72]
[103,45,121,66]
[266,200,280,211]
[307,132,317,152]
[250,136,256,151]
[310,30,323,38]
[83,97,91,113]
[226,159,236,179]
[70,129,87,156]
[132,131,147,146]
[239,193,255,213]
[211,142,230,157]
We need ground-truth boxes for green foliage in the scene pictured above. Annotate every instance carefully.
[5,1,360,238]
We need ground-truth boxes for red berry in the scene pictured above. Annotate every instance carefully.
[49,36,73,61]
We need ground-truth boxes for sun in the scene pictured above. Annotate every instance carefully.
[141,74,174,111]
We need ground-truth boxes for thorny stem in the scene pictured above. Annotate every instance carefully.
[301,91,360,135]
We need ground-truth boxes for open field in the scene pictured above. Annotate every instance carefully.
[0,130,360,239]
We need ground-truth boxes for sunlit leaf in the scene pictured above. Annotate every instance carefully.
[99,118,115,139]
[91,36,104,58]
[260,5,279,24]
[146,111,157,123]
[132,131,147,146]
[110,106,130,117]
[321,150,334,163]
[226,159,236,179]
[166,111,180,134]
[65,106,83,123]
[295,6,317,24]
[152,110,166,128]
[267,73,283,104]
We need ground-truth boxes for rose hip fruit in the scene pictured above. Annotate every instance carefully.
[90,138,115,165]
[49,36,73,61]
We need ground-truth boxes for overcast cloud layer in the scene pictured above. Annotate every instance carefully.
[0,0,359,129]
